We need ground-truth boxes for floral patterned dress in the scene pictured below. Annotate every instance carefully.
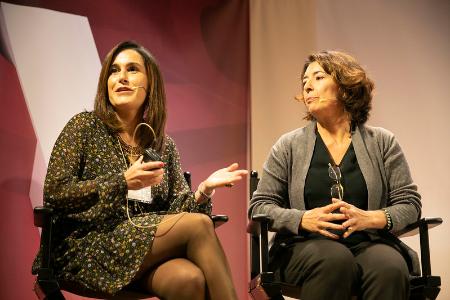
[32,112,211,295]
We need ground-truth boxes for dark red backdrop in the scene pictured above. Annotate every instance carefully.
[0,1,249,299]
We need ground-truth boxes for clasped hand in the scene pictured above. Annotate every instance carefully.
[301,198,375,239]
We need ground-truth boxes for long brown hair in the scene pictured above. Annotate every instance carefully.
[300,51,374,126]
[94,41,167,152]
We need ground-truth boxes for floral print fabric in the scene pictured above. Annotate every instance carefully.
[32,112,211,295]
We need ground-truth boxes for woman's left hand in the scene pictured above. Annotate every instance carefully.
[332,198,386,238]
[202,163,248,194]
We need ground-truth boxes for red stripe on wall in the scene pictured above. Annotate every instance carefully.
[0,54,40,300]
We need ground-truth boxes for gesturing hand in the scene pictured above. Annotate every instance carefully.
[202,163,248,194]
[124,156,165,190]
[300,201,348,239]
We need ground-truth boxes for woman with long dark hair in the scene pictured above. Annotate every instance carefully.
[33,41,247,300]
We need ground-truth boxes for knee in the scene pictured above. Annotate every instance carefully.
[172,267,206,298]
[183,213,214,235]
[360,258,409,299]
[368,260,409,283]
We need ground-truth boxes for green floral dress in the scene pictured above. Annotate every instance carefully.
[32,112,211,295]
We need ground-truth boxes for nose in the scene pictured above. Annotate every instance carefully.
[118,69,129,84]
[303,79,313,94]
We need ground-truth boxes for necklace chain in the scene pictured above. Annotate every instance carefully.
[117,134,142,163]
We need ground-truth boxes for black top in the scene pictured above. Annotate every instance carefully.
[304,133,369,245]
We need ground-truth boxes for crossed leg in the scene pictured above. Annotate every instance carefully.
[134,212,237,300]
[136,258,206,299]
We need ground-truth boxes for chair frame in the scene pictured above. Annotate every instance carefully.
[33,172,229,300]
[247,170,442,300]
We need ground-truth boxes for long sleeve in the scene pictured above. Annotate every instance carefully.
[376,128,422,232]
[249,134,304,235]
[44,112,127,220]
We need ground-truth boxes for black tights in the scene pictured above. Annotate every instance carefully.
[133,213,237,300]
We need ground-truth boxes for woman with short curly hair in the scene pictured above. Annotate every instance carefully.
[249,50,421,300]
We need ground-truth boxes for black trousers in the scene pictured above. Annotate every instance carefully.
[270,239,409,300]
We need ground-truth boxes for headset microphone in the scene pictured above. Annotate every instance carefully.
[295,96,337,103]
[318,98,337,103]
[132,86,147,91]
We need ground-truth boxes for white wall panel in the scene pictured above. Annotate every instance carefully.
[1,2,101,205]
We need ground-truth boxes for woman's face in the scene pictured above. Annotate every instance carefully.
[299,61,340,117]
[107,49,148,115]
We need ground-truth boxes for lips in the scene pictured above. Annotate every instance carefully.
[305,96,318,104]
[115,86,133,92]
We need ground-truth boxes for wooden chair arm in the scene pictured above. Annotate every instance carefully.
[211,215,229,228]
[396,217,442,238]
[247,214,270,235]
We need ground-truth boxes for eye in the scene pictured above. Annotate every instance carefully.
[109,66,119,74]
[315,75,324,81]
[128,65,138,73]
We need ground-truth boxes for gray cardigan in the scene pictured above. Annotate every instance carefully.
[249,121,422,274]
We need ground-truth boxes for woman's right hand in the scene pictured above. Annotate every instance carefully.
[124,156,165,190]
[300,202,348,239]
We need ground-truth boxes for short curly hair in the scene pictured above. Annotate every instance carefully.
[300,51,374,126]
